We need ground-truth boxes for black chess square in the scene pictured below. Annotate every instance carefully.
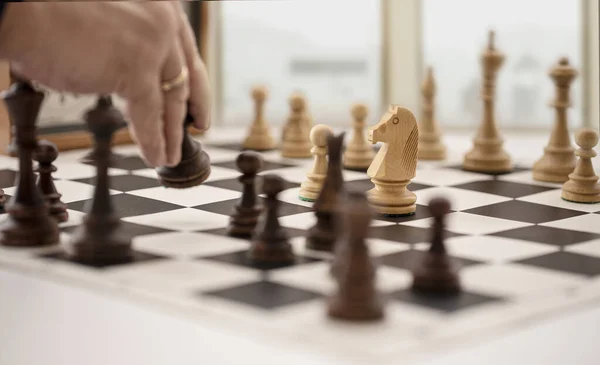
[450,180,556,198]
[61,220,176,239]
[376,249,482,271]
[514,251,600,277]
[213,160,296,172]
[68,194,185,218]
[389,288,503,313]
[463,200,586,224]
[444,164,530,175]
[202,281,321,310]
[193,198,312,217]
[368,225,462,244]
[0,169,17,188]
[204,177,299,193]
[39,249,165,269]
[201,250,321,271]
[491,225,600,247]
[73,174,162,192]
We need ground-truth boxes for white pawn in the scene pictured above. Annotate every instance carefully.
[562,128,600,203]
[243,86,276,151]
[299,124,333,202]
[281,93,312,158]
[343,103,375,171]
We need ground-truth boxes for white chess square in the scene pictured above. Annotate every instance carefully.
[540,213,600,234]
[260,166,366,184]
[414,235,557,263]
[415,187,512,211]
[52,161,128,180]
[565,239,600,258]
[133,232,249,258]
[518,190,600,213]
[3,180,120,203]
[496,170,564,188]
[133,166,239,183]
[123,208,229,231]
[289,236,409,260]
[201,146,241,163]
[104,259,260,295]
[271,187,315,208]
[128,185,241,207]
[279,212,392,231]
[412,168,493,186]
[58,209,87,229]
[461,263,586,297]
[401,212,532,235]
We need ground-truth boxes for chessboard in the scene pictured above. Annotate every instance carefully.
[2,131,600,364]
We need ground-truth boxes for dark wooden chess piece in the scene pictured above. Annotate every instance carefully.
[248,174,294,266]
[64,96,133,264]
[328,191,384,321]
[411,196,461,295]
[156,108,211,188]
[79,95,125,167]
[306,132,346,251]
[34,139,68,223]
[0,82,59,247]
[6,69,24,157]
[227,151,263,238]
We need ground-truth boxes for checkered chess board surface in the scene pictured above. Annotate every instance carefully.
[2,136,600,363]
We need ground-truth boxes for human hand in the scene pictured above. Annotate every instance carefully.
[0,1,211,167]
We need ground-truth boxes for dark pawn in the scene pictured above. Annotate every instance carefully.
[156,109,211,188]
[248,174,294,266]
[79,96,125,167]
[328,191,384,321]
[34,140,68,223]
[411,197,461,295]
[0,82,59,247]
[306,132,346,251]
[64,96,132,265]
[227,152,263,238]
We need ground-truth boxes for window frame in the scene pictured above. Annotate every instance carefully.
[207,0,598,131]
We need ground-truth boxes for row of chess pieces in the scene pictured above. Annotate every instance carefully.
[238,30,600,206]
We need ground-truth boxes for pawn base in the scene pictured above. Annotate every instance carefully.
[463,143,513,174]
[367,183,416,216]
[0,205,59,247]
[64,220,133,265]
[327,294,384,322]
[243,132,276,151]
[532,157,576,183]
[248,237,295,266]
[156,143,211,189]
[561,181,600,204]
[411,255,461,295]
[227,206,261,238]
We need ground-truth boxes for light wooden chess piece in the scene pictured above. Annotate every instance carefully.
[561,128,600,203]
[463,31,512,173]
[242,86,276,151]
[532,58,578,182]
[418,67,447,160]
[343,103,375,171]
[299,124,333,202]
[281,92,312,158]
[366,105,419,216]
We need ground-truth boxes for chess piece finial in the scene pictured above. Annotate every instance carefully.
[249,174,295,267]
[0,81,59,247]
[79,95,125,167]
[532,57,578,182]
[156,106,211,188]
[328,191,384,321]
[366,105,419,216]
[299,124,333,202]
[418,67,447,160]
[306,132,347,251]
[227,151,263,238]
[34,139,68,222]
[281,92,312,158]
[242,85,276,151]
[64,98,133,264]
[463,30,512,174]
[411,196,461,295]
[343,103,375,171]
[561,128,600,203]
